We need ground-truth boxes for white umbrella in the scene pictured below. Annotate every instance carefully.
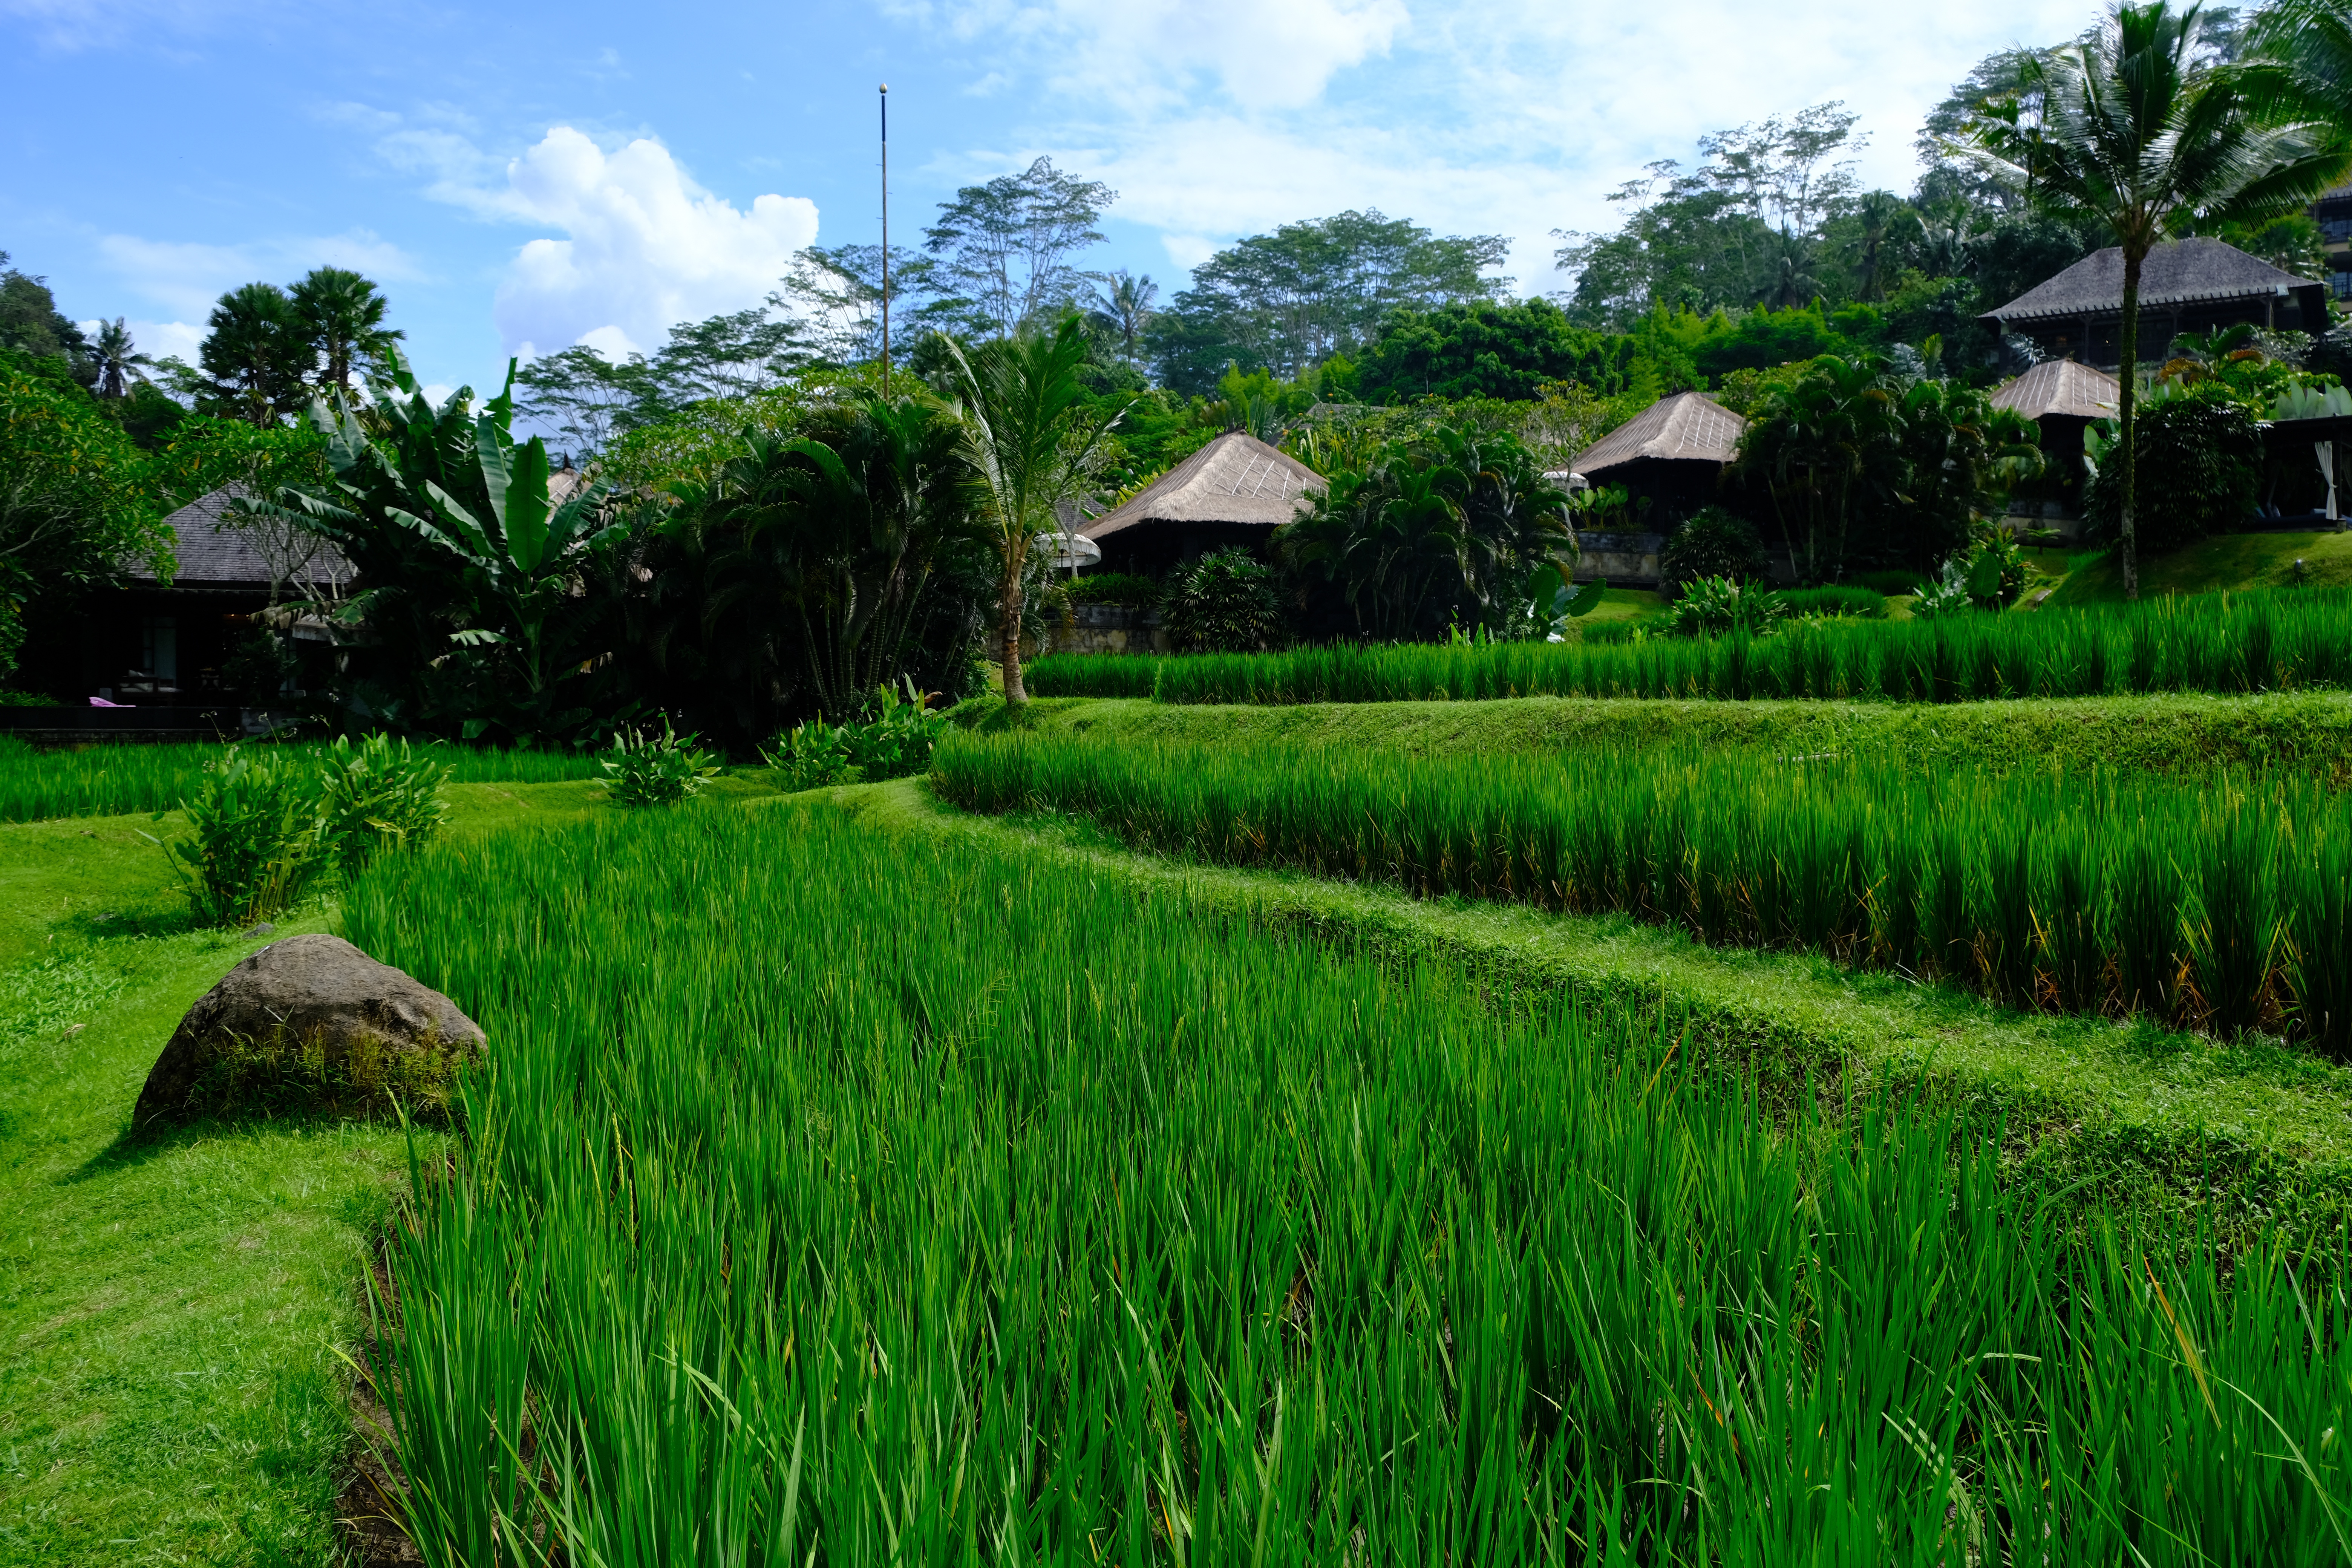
[1035,528,1101,572]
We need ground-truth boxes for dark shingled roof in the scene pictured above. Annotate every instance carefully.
[1571,391,1744,476]
[1081,431,1325,541]
[1981,237,2314,324]
[129,487,356,591]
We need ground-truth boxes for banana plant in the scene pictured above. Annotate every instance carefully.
[253,351,624,702]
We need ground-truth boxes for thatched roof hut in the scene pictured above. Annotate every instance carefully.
[1989,359,2118,423]
[1080,430,1325,574]
[1568,391,1744,536]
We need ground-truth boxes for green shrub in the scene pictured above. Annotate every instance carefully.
[1664,575,1788,637]
[317,733,451,878]
[1161,549,1286,652]
[1067,572,1163,608]
[2084,387,2263,553]
[599,719,721,806]
[1657,506,1769,595]
[766,679,948,791]
[159,746,326,927]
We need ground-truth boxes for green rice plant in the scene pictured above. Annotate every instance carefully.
[597,718,721,806]
[931,730,2352,1057]
[0,737,602,824]
[1026,586,2352,706]
[337,805,2352,1563]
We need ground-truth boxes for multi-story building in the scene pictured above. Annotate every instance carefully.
[2318,184,2352,303]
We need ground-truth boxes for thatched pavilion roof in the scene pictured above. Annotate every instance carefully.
[1570,391,1744,478]
[1990,359,2119,422]
[1081,431,1325,540]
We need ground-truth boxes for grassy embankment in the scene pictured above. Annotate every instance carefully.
[957,688,2352,781]
[1028,586,2352,705]
[346,800,2350,1562]
[0,771,779,1563]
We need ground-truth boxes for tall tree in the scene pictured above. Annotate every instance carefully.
[90,318,155,399]
[1965,0,2346,598]
[1152,211,1510,392]
[924,157,1116,336]
[288,266,401,396]
[772,243,945,365]
[940,318,1126,703]
[198,283,309,426]
[0,252,95,386]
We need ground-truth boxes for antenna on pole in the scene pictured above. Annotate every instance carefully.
[879,83,890,398]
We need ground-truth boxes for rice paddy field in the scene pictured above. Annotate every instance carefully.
[932,731,2352,1056]
[0,735,605,823]
[340,802,2352,1565]
[1027,587,2352,705]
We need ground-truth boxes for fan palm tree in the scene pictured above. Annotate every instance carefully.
[199,283,309,427]
[90,318,154,399]
[1965,1,2346,598]
[939,317,1128,703]
[288,266,403,397]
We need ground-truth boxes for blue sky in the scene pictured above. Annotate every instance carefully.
[2,0,2096,405]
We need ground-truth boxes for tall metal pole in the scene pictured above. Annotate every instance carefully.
[879,83,890,397]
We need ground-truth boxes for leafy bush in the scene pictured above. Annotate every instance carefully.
[1663,575,1788,637]
[1067,572,1163,609]
[2084,387,2263,553]
[1916,532,2027,619]
[317,733,451,878]
[1778,585,1886,619]
[1657,507,1770,596]
[1161,549,1288,652]
[1912,564,1975,619]
[160,747,326,927]
[767,718,860,792]
[766,680,948,791]
[599,719,721,806]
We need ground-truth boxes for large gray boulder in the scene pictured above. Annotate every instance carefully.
[135,934,485,1130]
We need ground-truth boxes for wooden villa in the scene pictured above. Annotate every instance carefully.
[1980,238,2330,372]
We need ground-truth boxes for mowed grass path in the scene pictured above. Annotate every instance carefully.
[0,776,730,1565]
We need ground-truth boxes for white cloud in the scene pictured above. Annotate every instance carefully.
[887,0,1407,111]
[401,126,819,359]
[93,230,425,320]
[902,0,2096,294]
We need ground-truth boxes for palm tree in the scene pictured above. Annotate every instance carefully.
[90,318,154,399]
[288,267,402,397]
[940,317,1128,703]
[2245,0,2352,126]
[199,283,308,427]
[1086,270,1159,360]
[1965,1,2345,598]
